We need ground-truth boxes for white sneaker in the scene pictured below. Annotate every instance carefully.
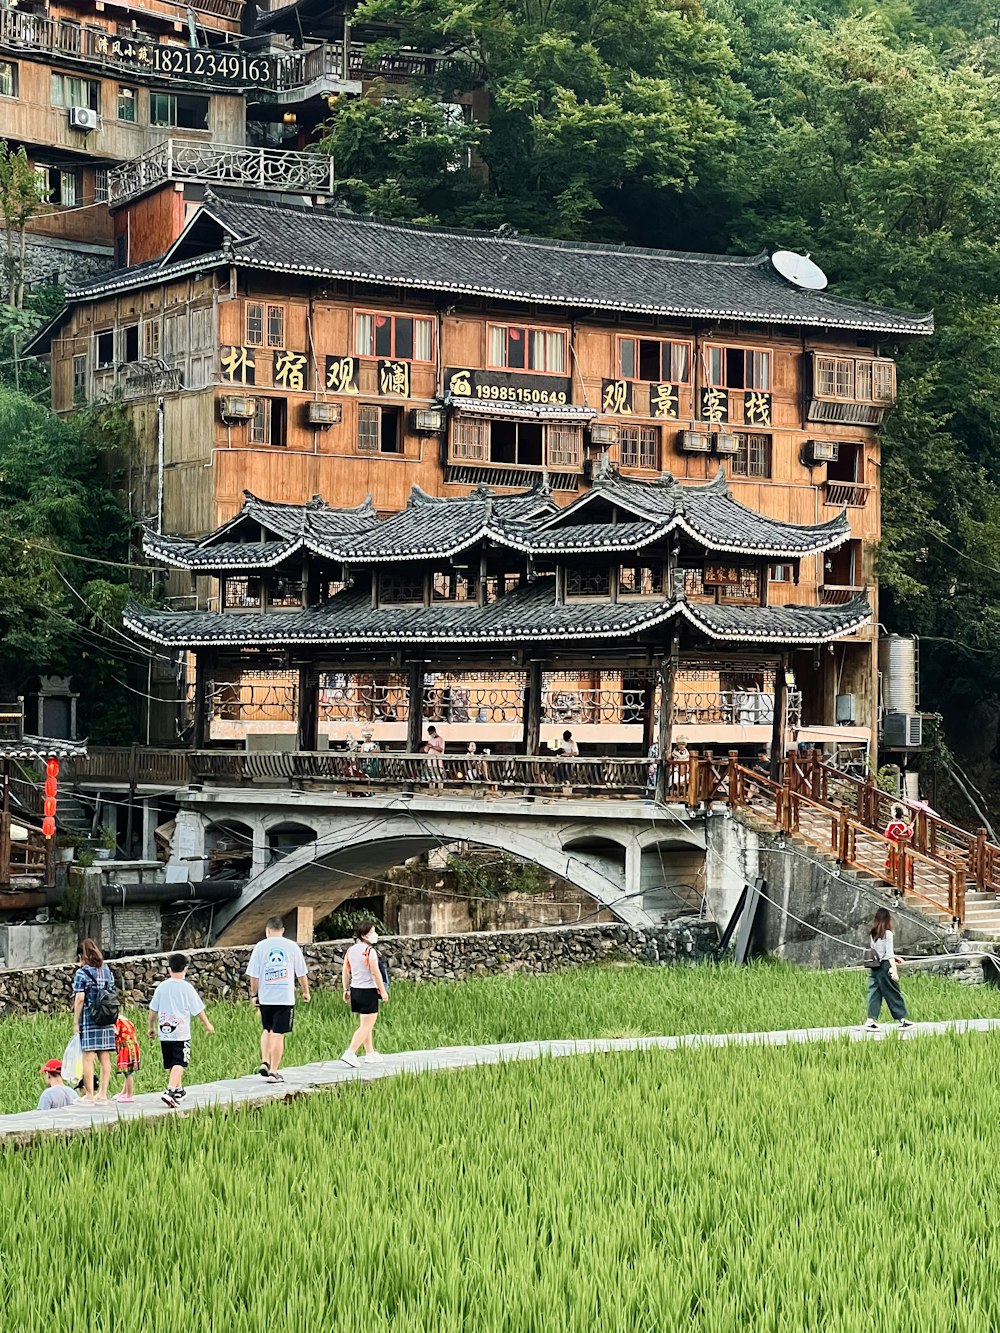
[365,1050,384,1063]
[341,1049,360,1068]
[898,1019,914,1030]
[863,1019,879,1031]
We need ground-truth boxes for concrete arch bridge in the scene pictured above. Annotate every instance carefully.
[171,790,708,945]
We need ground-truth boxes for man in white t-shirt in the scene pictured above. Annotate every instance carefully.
[246,915,310,1082]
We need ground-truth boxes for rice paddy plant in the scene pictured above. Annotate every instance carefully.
[2,1031,1000,1331]
[0,960,998,1114]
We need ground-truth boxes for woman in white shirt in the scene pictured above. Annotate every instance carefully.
[340,921,389,1068]
[864,908,913,1030]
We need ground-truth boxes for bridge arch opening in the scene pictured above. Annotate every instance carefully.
[266,821,317,861]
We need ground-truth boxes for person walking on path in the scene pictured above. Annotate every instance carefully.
[864,908,913,1030]
[113,1015,141,1104]
[341,921,388,1068]
[556,729,579,790]
[884,802,913,882]
[148,953,214,1108]
[36,1059,78,1111]
[72,938,118,1106]
[246,916,310,1082]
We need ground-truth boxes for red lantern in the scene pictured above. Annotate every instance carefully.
[42,816,55,838]
[44,776,57,799]
[46,758,59,780]
[43,797,56,818]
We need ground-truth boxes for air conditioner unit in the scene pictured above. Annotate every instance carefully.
[590,423,619,446]
[835,692,856,724]
[805,439,839,464]
[306,400,342,427]
[68,106,99,132]
[713,432,739,455]
[219,394,255,421]
[882,712,923,748]
[411,406,446,433]
[680,430,711,453]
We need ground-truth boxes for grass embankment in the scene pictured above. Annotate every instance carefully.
[2,1032,999,1330]
[1,960,998,1113]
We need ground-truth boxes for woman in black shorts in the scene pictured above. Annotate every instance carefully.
[340,921,388,1069]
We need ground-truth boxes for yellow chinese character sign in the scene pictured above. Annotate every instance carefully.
[601,379,633,415]
[273,350,308,391]
[220,345,255,386]
[379,360,411,397]
[650,383,679,419]
[743,391,772,427]
[699,386,729,424]
[325,356,359,395]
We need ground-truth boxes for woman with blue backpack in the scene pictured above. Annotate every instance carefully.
[71,938,119,1106]
[340,921,389,1069]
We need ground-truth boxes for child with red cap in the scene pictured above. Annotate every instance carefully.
[37,1059,79,1110]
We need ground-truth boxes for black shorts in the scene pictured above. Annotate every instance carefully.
[350,987,380,1015]
[259,1004,294,1034]
[160,1040,190,1070]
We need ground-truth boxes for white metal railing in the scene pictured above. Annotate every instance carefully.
[108,140,335,205]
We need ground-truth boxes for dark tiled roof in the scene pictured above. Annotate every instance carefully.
[683,595,871,642]
[65,197,932,335]
[145,537,298,571]
[493,520,664,554]
[124,582,871,648]
[539,469,851,557]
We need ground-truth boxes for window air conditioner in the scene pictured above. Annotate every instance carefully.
[306,400,342,427]
[882,713,923,748]
[590,423,619,446]
[835,693,856,724]
[220,394,255,421]
[713,432,739,454]
[411,407,446,432]
[805,439,839,464]
[68,107,99,132]
[680,430,711,453]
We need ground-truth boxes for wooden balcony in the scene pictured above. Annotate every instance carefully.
[108,140,335,206]
[820,584,866,605]
[824,480,872,508]
[271,41,485,92]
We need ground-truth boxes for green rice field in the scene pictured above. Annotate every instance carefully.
[2,960,1000,1114]
[2,1025,1000,1331]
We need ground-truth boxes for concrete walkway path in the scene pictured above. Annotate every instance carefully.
[4,1016,999,1145]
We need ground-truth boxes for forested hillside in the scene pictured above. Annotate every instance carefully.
[324,0,1000,799]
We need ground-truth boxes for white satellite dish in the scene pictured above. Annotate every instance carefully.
[771,250,828,291]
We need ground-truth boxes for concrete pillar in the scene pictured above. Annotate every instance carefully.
[624,840,642,899]
[141,800,158,862]
[172,809,206,883]
[251,819,269,878]
[295,904,315,943]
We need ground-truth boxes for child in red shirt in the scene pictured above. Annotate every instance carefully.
[113,1015,141,1103]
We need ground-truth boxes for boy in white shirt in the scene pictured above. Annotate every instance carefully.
[148,953,215,1108]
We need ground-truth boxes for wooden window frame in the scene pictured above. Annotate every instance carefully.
[245,301,285,350]
[768,563,795,583]
[616,336,692,385]
[813,354,896,406]
[545,424,582,470]
[431,570,480,605]
[72,354,87,404]
[486,322,568,375]
[94,329,115,371]
[451,415,489,463]
[51,73,99,111]
[0,61,18,100]
[353,310,435,364]
[730,432,772,479]
[249,396,287,448]
[617,563,665,600]
[357,403,402,455]
[116,85,137,122]
[142,317,161,361]
[704,343,771,391]
[618,423,660,470]
[565,567,612,601]
[378,571,426,607]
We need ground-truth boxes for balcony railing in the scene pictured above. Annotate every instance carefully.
[108,140,335,206]
[820,584,866,606]
[272,41,485,90]
[824,480,872,508]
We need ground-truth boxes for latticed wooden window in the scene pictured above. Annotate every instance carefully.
[732,432,772,478]
[618,564,664,597]
[871,360,896,402]
[250,398,272,445]
[681,568,705,596]
[619,425,658,470]
[545,425,582,469]
[484,573,521,603]
[452,416,489,462]
[814,354,896,405]
[566,568,611,599]
[378,572,425,605]
[245,302,284,349]
[357,405,380,453]
[432,571,477,602]
[720,568,760,601]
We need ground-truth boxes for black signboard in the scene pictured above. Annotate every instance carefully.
[600,379,634,415]
[650,383,680,419]
[445,367,571,406]
[221,346,255,386]
[325,356,359,395]
[379,360,411,397]
[699,386,729,424]
[93,36,278,87]
[273,351,309,392]
[743,391,772,427]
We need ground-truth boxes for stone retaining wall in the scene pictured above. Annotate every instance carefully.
[0,919,719,1017]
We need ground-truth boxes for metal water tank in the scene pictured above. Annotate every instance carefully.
[878,634,918,714]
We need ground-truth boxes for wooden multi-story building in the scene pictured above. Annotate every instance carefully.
[31,195,931,750]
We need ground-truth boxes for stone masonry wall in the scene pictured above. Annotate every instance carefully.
[0,919,719,1017]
